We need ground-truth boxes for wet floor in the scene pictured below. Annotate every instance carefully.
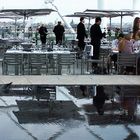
[0,85,140,140]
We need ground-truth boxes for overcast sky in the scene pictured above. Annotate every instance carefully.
[0,0,139,24]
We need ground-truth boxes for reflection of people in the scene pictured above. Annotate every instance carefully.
[80,85,87,97]
[38,24,48,46]
[53,21,65,45]
[77,17,87,51]
[121,96,137,120]
[90,17,103,68]
[93,85,108,115]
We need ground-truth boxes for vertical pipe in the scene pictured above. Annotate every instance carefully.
[97,0,107,29]
[98,0,104,10]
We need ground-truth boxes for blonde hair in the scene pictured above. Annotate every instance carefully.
[118,33,131,52]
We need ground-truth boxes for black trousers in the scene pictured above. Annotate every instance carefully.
[56,36,63,45]
[40,36,46,44]
[78,39,85,51]
[91,41,101,67]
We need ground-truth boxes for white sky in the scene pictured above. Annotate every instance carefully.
[0,0,140,24]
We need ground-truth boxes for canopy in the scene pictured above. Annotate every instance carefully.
[84,9,140,30]
[0,12,23,19]
[84,9,140,17]
[0,8,56,37]
[1,8,56,18]
[65,12,108,18]
[64,12,113,33]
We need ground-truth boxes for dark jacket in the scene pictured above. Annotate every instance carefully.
[39,26,48,37]
[90,23,103,44]
[53,24,65,37]
[77,22,87,40]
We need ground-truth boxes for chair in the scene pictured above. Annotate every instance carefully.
[83,44,93,59]
[117,53,137,75]
[82,45,105,74]
[47,53,58,74]
[28,54,48,75]
[2,53,23,75]
[57,53,76,75]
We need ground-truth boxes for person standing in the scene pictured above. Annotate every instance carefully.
[77,17,87,51]
[38,24,48,47]
[28,26,33,39]
[53,21,65,45]
[90,17,103,68]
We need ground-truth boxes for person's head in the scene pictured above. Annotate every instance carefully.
[117,33,124,41]
[80,17,85,23]
[40,23,45,27]
[58,21,61,25]
[95,17,101,25]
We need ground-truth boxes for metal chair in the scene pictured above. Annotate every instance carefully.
[117,53,137,75]
[28,54,48,75]
[2,53,23,75]
[57,53,76,75]
[47,54,58,75]
[82,45,105,74]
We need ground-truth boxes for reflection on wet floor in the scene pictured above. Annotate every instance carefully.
[14,100,84,124]
[0,84,140,140]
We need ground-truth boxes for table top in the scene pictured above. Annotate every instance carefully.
[0,75,140,85]
[6,49,76,55]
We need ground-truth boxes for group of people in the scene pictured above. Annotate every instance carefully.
[76,16,140,74]
[76,16,140,116]
[108,17,140,74]
[38,21,65,47]
[77,16,103,70]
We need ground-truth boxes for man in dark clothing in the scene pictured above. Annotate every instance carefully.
[38,24,48,47]
[90,17,103,68]
[53,21,65,45]
[77,17,87,51]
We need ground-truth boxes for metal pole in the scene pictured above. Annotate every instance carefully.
[44,0,75,34]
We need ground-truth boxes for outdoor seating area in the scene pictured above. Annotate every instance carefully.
[1,1,140,139]
[0,40,140,76]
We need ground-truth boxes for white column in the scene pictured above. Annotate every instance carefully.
[133,0,139,10]
[97,0,107,30]
[98,0,104,10]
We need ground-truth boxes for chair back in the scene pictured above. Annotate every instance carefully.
[83,44,93,59]
[117,53,137,74]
